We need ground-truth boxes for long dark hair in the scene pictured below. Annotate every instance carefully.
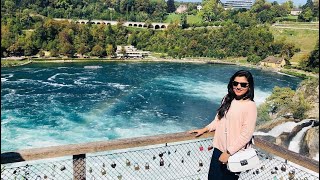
[217,70,255,120]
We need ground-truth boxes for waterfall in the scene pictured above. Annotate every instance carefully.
[288,121,314,153]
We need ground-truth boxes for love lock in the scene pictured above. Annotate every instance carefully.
[199,160,203,167]
[88,167,93,174]
[199,146,204,151]
[101,168,106,175]
[153,155,156,160]
[134,163,140,171]
[145,162,150,170]
[60,165,66,171]
[117,174,122,180]
[181,157,184,163]
[160,158,164,166]
[126,159,131,166]
[281,164,286,172]
[102,163,105,168]
[288,170,295,180]
[187,151,191,156]
[111,162,116,168]
[159,152,164,158]
[208,146,213,151]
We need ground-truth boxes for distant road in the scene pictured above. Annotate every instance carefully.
[272,26,319,31]
[272,23,319,31]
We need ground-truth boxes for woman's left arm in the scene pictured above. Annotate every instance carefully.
[227,102,257,155]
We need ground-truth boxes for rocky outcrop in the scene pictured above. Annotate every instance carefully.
[257,119,319,159]
[301,125,319,158]
[257,77,319,160]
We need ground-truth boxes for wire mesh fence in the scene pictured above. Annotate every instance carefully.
[1,138,319,180]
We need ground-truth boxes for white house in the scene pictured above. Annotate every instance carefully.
[290,8,302,16]
[116,45,150,58]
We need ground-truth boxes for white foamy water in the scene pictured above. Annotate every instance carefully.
[156,76,271,105]
[288,122,314,153]
[313,153,319,161]
[256,119,312,137]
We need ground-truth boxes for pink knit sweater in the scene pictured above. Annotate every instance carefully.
[206,99,257,155]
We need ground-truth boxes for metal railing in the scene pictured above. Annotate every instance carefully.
[1,131,319,180]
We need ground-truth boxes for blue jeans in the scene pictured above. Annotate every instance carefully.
[208,148,240,180]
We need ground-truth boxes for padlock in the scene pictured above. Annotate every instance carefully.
[126,159,131,166]
[168,151,171,155]
[145,162,150,170]
[260,165,265,170]
[187,151,191,156]
[288,170,295,180]
[60,165,66,171]
[111,162,116,168]
[88,167,92,173]
[101,168,106,175]
[44,175,48,179]
[208,146,213,151]
[153,155,156,160]
[256,169,259,174]
[199,160,203,167]
[199,146,204,151]
[134,163,140,170]
[102,163,105,167]
[280,164,286,172]
[117,174,123,180]
[160,157,164,166]
[159,152,164,157]
[181,157,184,163]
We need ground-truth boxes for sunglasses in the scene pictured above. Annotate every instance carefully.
[232,81,249,88]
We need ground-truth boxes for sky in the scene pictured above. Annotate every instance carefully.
[178,0,307,7]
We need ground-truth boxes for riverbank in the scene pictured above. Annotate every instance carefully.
[1,57,318,78]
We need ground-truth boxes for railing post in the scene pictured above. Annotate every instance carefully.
[73,154,86,180]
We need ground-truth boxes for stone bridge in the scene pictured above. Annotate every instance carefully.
[54,18,169,30]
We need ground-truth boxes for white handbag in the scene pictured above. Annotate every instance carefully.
[224,117,260,172]
[227,146,260,172]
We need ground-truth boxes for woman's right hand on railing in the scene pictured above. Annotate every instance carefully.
[188,127,208,137]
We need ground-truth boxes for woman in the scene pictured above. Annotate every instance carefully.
[189,70,257,180]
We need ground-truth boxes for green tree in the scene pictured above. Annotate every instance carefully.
[266,86,295,114]
[298,7,314,21]
[306,42,319,71]
[106,44,114,57]
[167,0,175,13]
[180,14,188,29]
[91,44,105,57]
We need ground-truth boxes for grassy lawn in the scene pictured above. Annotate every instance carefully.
[187,15,202,24]
[164,13,181,23]
[1,59,31,67]
[270,27,319,64]
[164,13,202,25]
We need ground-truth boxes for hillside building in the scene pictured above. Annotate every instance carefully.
[223,0,254,9]
[116,45,150,58]
[259,56,286,68]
